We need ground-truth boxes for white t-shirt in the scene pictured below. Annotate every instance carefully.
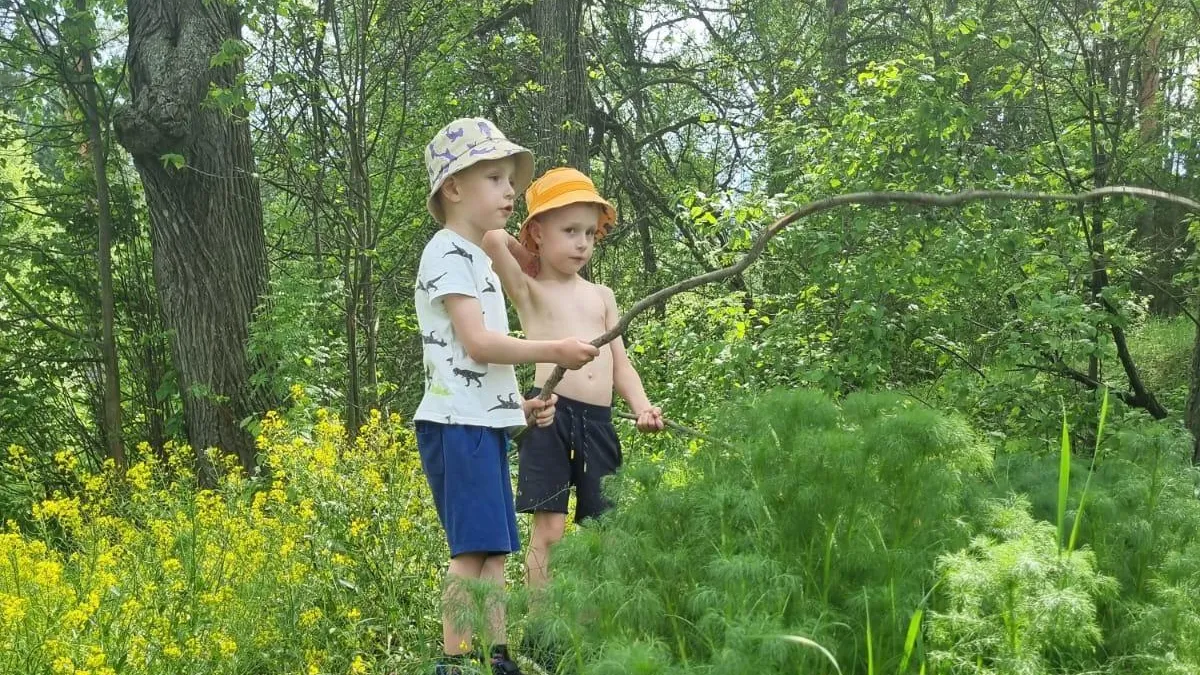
[413,229,526,430]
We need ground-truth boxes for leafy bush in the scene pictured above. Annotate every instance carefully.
[0,395,448,674]
[528,388,1200,675]
[928,496,1117,674]
[531,389,992,674]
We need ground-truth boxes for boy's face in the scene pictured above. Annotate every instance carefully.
[531,203,601,275]
[441,157,517,233]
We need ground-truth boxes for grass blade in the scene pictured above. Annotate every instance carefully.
[866,589,875,675]
[1068,387,1110,552]
[899,607,924,673]
[1057,402,1071,553]
[779,634,842,675]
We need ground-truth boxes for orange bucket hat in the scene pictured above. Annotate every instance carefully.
[517,167,616,254]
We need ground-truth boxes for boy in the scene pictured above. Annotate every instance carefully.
[481,167,664,662]
[415,120,600,675]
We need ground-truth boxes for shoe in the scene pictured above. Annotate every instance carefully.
[433,653,474,675]
[489,649,523,675]
[519,634,560,674]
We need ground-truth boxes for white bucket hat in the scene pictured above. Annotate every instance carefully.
[424,117,535,224]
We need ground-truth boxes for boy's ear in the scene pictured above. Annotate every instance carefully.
[440,175,462,205]
[528,219,543,244]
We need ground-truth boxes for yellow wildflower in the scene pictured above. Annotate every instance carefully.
[0,593,28,627]
[299,607,323,628]
[126,462,152,492]
[32,496,84,531]
[84,647,107,668]
[297,498,316,522]
[216,632,238,657]
[54,450,79,472]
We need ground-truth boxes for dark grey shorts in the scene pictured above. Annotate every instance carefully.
[515,390,622,523]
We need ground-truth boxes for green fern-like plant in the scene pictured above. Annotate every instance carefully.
[529,389,992,673]
[927,496,1117,675]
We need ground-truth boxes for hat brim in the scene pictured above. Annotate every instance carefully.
[517,191,617,254]
[426,140,534,224]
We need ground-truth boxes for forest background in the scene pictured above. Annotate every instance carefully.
[3,0,1200,673]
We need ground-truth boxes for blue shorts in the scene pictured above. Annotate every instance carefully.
[415,421,520,558]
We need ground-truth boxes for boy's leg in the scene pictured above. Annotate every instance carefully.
[515,394,573,584]
[520,514,566,674]
[479,554,508,643]
[526,511,567,589]
[480,553,525,673]
[417,422,521,669]
[444,553,487,655]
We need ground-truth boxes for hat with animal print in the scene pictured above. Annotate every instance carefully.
[424,117,535,224]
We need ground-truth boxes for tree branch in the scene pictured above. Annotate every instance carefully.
[536,186,1200,402]
[473,2,530,36]
[1101,297,1168,418]
[614,410,732,449]
[2,280,93,343]
[914,335,986,379]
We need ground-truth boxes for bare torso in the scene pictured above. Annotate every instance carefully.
[516,275,613,406]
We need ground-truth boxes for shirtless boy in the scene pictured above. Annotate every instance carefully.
[481,167,664,600]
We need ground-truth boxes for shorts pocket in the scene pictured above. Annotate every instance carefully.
[415,422,445,476]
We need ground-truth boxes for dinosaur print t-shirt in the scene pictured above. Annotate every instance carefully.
[413,229,525,429]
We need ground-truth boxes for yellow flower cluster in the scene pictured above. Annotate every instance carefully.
[1,401,446,674]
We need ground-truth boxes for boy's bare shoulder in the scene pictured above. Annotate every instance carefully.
[593,281,617,301]
[584,279,616,302]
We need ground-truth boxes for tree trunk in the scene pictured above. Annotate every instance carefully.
[1137,22,1161,141]
[1131,21,1181,315]
[13,0,128,467]
[114,0,271,477]
[824,0,848,78]
[362,250,378,408]
[530,0,590,172]
[344,252,361,435]
[307,0,332,274]
[80,52,125,470]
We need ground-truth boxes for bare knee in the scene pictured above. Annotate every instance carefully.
[448,552,487,578]
[480,554,507,581]
[531,512,566,549]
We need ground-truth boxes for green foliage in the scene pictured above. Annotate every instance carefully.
[248,269,346,406]
[531,389,992,673]
[526,388,1200,675]
[928,497,1117,674]
[1127,316,1193,408]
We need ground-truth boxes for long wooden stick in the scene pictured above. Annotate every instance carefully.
[535,186,1200,402]
[614,410,732,449]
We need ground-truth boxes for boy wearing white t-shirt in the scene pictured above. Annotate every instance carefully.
[414,117,598,675]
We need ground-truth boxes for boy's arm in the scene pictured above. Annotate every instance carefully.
[444,294,597,368]
[602,285,664,432]
[481,230,535,308]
